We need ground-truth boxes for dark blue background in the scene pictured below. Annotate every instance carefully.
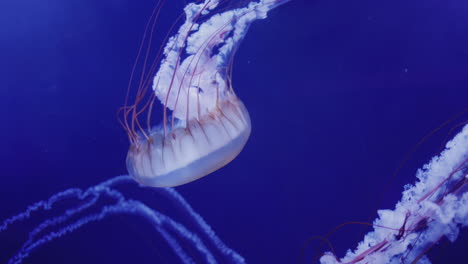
[1,0,467,263]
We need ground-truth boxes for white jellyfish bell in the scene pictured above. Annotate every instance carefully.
[123,0,289,187]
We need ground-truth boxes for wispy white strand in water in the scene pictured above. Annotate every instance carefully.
[321,124,468,264]
[162,188,247,263]
[10,201,215,264]
[1,175,245,264]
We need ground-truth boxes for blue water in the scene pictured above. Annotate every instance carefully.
[1,0,467,263]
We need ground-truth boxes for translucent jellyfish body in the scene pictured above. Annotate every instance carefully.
[123,0,287,187]
[127,96,251,187]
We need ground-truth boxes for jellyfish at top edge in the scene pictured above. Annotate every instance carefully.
[1,1,293,263]
[121,0,289,187]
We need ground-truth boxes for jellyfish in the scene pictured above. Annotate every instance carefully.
[319,124,468,264]
[122,0,290,187]
[1,1,290,263]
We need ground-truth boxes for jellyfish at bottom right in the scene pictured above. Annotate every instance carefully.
[321,124,468,264]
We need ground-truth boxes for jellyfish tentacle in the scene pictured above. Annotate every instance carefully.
[161,187,246,262]
[10,200,217,264]
[2,176,245,264]
[320,125,468,264]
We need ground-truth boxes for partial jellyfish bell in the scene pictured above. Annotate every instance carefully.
[122,0,284,187]
[127,96,251,187]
